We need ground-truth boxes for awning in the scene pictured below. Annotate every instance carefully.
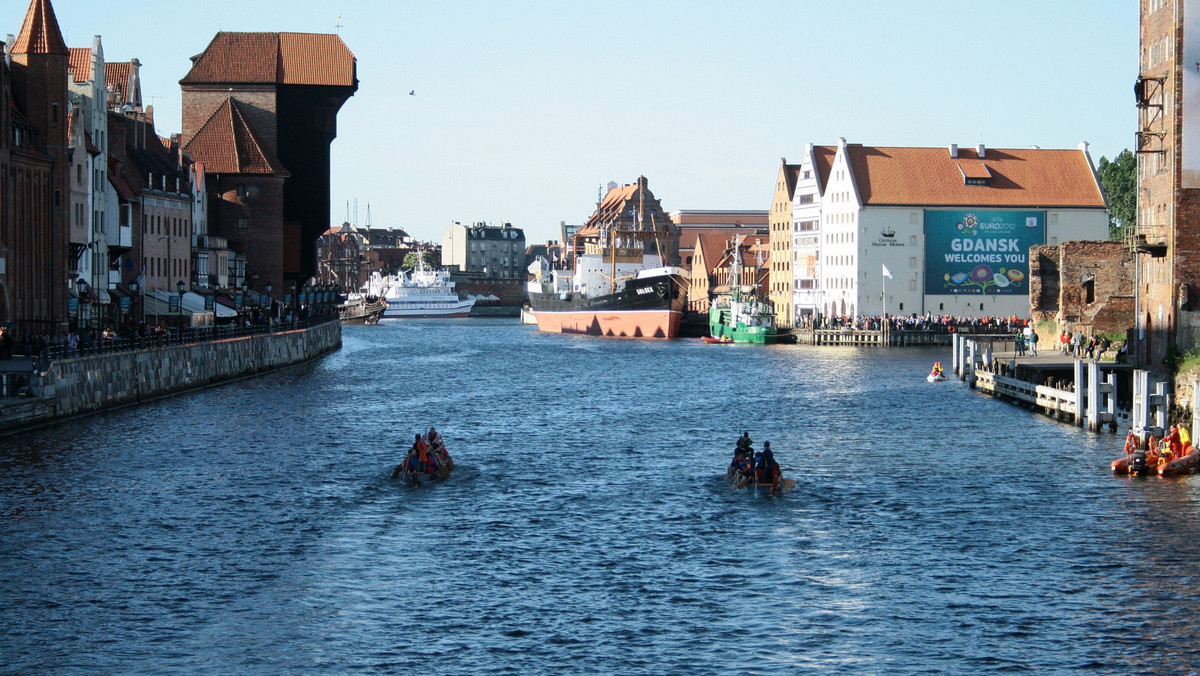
[143,290,235,318]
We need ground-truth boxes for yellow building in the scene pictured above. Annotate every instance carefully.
[769,159,801,328]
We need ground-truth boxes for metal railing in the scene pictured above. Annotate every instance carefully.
[47,310,339,362]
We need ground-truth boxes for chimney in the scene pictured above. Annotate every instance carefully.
[976,143,985,159]
[948,144,958,158]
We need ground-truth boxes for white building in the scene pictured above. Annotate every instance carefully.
[807,138,1108,320]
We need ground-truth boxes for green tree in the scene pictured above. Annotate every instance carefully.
[1097,149,1136,241]
[402,250,434,271]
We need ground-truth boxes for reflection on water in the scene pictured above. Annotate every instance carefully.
[2,320,1200,674]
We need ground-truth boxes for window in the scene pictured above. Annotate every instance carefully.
[237,183,246,197]
[237,217,249,233]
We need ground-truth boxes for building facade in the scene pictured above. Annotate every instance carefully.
[180,32,357,300]
[1,0,71,336]
[768,158,800,328]
[1134,0,1200,371]
[442,222,527,279]
[810,138,1109,321]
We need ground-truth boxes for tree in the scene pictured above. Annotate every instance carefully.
[402,250,434,272]
[1097,149,1136,241]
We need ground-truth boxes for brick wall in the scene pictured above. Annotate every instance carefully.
[1030,241,1135,337]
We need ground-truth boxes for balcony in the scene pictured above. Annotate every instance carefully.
[107,222,132,250]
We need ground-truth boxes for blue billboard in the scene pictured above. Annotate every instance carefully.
[925,210,1044,296]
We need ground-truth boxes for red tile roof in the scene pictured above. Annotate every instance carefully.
[105,62,131,93]
[11,0,68,55]
[68,47,91,82]
[182,97,290,176]
[812,145,836,191]
[842,145,1105,208]
[180,32,356,87]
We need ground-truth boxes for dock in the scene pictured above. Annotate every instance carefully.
[952,334,1181,443]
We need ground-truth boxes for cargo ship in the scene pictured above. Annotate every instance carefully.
[526,177,688,338]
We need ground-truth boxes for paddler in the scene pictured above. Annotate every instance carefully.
[756,441,782,495]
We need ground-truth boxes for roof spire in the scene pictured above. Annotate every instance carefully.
[11,0,68,56]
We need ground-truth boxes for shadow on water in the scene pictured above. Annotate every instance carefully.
[2,321,1200,673]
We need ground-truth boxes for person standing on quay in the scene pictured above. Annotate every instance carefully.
[1029,330,1039,357]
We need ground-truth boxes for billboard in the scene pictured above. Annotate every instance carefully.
[925,210,1044,296]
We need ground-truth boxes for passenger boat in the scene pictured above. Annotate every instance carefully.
[708,237,785,344]
[526,177,688,338]
[370,256,476,319]
[392,430,455,485]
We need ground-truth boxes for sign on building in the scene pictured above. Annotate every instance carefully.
[924,210,1044,296]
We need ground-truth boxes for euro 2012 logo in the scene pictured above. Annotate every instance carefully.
[955,213,978,236]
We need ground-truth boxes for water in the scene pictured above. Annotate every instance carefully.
[3,320,1200,674]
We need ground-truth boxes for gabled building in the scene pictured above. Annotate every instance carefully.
[768,158,801,328]
[574,177,679,266]
[1,0,70,335]
[791,144,835,324]
[814,138,1107,320]
[180,32,358,300]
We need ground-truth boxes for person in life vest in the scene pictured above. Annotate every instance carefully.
[1181,424,1193,454]
[930,362,945,378]
[1162,424,1187,462]
[756,442,782,495]
[736,431,753,454]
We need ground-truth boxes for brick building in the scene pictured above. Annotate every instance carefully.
[180,32,357,300]
[1134,0,1200,370]
[0,0,70,336]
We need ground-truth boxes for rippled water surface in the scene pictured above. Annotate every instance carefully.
[4,320,1200,674]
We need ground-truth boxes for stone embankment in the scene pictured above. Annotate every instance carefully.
[0,321,341,436]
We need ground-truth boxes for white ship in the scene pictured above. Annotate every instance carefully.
[368,258,476,319]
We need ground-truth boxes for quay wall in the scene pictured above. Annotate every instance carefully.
[0,322,341,435]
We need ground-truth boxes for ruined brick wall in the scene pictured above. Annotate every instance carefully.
[1036,243,1137,338]
[1029,245,1060,322]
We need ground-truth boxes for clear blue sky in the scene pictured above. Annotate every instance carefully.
[35,0,1137,245]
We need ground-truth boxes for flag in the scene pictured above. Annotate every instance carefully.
[882,263,893,279]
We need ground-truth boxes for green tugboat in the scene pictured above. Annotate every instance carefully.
[707,237,785,344]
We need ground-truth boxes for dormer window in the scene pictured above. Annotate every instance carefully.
[958,161,992,186]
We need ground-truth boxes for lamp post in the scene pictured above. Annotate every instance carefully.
[75,279,87,335]
[266,282,273,324]
[177,280,186,335]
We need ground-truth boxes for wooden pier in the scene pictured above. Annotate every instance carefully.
[795,327,994,347]
[951,334,1185,445]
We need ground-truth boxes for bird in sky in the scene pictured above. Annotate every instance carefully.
[409,90,415,96]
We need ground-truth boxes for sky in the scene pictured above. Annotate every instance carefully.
[26,0,1138,245]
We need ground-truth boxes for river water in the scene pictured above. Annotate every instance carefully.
[2,320,1199,674]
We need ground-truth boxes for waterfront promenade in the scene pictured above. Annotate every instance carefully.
[0,319,341,435]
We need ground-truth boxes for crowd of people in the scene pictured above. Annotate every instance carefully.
[798,313,1029,334]
[393,427,454,485]
[726,432,789,495]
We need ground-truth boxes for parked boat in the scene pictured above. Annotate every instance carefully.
[526,177,688,338]
[708,237,784,344]
[370,256,476,319]
[1159,450,1200,476]
[337,293,387,324]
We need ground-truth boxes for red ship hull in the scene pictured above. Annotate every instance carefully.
[533,309,682,338]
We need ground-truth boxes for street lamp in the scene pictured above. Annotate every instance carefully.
[75,279,87,334]
[177,280,186,334]
[266,282,273,323]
